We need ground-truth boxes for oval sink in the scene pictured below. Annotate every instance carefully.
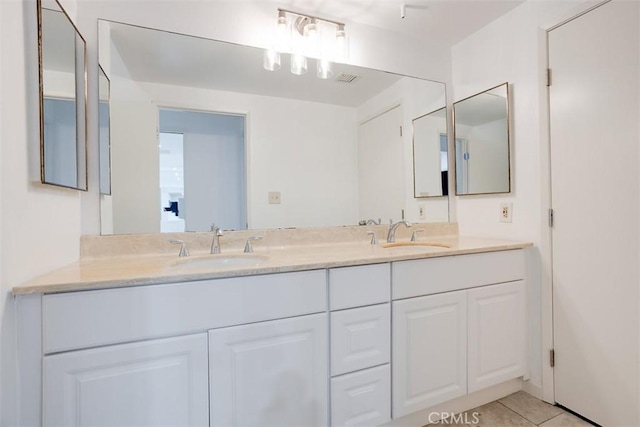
[382,242,451,249]
[173,254,268,270]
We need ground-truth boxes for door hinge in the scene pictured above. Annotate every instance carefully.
[548,208,554,227]
[550,349,555,367]
[400,126,403,137]
[546,68,552,87]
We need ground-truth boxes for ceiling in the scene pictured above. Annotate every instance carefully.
[108,21,416,107]
[272,0,526,45]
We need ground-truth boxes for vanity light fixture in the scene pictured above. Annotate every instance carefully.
[263,8,347,79]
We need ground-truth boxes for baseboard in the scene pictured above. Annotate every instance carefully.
[383,378,523,427]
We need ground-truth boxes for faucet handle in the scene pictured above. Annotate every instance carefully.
[366,231,378,245]
[411,229,425,242]
[244,235,264,253]
[169,239,190,257]
[211,223,223,236]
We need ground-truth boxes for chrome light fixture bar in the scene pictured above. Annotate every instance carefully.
[263,8,347,79]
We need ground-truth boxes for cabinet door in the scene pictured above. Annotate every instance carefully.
[43,334,209,427]
[467,280,526,393]
[209,313,328,426]
[392,291,467,418]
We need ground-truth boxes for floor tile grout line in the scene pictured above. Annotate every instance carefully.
[538,412,566,426]
[495,401,538,426]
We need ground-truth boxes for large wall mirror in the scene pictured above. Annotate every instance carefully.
[453,82,510,195]
[38,0,87,190]
[98,20,448,234]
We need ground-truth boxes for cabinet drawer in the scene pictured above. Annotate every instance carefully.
[393,250,525,300]
[330,263,390,310]
[43,270,326,354]
[331,304,390,376]
[331,364,391,427]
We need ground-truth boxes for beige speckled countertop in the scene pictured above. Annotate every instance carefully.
[13,235,532,295]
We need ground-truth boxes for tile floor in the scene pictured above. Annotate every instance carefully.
[426,391,594,427]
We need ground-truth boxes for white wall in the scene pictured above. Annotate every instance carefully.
[1,1,82,425]
[358,77,449,223]
[451,0,605,398]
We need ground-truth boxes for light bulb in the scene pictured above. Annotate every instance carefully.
[335,24,347,60]
[275,10,289,52]
[290,54,308,75]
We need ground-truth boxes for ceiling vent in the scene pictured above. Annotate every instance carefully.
[335,73,360,83]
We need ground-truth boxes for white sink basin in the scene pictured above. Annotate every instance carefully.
[173,254,268,270]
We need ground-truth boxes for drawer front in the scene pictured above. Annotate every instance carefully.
[43,270,326,354]
[331,304,390,376]
[331,364,391,427]
[330,263,390,311]
[392,250,525,300]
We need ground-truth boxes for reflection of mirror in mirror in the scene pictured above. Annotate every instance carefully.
[98,20,448,234]
[39,0,87,190]
[453,83,510,195]
[413,107,448,198]
[98,66,111,195]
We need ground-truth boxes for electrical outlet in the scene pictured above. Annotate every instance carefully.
[268,191,281,204]
[500,202,513,223]
[418,204,426,220]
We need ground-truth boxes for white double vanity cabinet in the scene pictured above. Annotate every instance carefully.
[16,248,527,427]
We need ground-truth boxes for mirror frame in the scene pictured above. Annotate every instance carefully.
[37,0,88,191]
[453,82,511,196]
[412,106,449,199]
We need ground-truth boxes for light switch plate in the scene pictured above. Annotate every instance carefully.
[268,191,281,204]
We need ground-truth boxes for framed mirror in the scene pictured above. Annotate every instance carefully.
[453,82,510,195]
[413,107,448,198]
[98,65,111,195]
[98,20,448,234]
[38,0,87,190]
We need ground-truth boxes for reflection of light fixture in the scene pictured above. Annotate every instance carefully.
[263,9,347,79]
[291,54,308,75]
[317,58,333,79]
[263,49,281,71]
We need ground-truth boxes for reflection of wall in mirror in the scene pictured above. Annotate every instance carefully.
[413,112,447,198]
[358,78,448,223]
[455,118,509,194]
[103,34,358,232]
[43,98,77,188]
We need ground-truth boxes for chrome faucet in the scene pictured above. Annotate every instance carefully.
[387,220,412,243]
[210,224,223,254]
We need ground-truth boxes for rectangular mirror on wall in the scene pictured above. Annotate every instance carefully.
[38,0,87,190]
[453,82,510,195]
[98,20,448,235]
[413,107,448,198]
[98,65,111,195]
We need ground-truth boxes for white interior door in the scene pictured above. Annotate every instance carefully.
[549,2,639,425]
[358,106,404,223]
